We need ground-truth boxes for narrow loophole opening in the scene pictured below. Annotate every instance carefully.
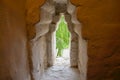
[54,14,71,66]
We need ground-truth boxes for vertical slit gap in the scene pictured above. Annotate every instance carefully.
[54,13,71,66]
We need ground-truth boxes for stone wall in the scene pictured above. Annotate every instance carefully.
[1,0,120,79]
[71,0,120,80]
[26,0,87,80]
[26,0,46,40]
[26,0,54,79]
[0,0,31,80]
[30,36,47,80]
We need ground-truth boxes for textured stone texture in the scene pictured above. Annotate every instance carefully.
[26,0,46,39]
[27,0,87,80]
[67,3,88,80]
[1,0,120,80]
[0,0,31,80]
[41,65,80,80]
[71,0,120,80]
[31,36,47,80]
[27,1,55,80]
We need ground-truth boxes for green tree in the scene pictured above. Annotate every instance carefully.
[56,15,70,57]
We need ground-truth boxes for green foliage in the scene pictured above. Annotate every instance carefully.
[56,15,70,57]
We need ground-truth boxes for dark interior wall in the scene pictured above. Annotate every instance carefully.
[0,0,31,80]
[71,0,120,80]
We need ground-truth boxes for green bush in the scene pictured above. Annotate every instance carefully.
[56,15,70,57]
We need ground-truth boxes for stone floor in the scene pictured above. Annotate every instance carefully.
[41,65,80,80]
[41,48,80,80]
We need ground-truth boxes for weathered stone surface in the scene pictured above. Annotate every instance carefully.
[35,1,88,80]
[71,0,120,79]
[26,0,46,39]
[1,0,120,80]
[31,35,47,80]
[0,0,31,80]
[27,1,55,80]
[41,65,81,80]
